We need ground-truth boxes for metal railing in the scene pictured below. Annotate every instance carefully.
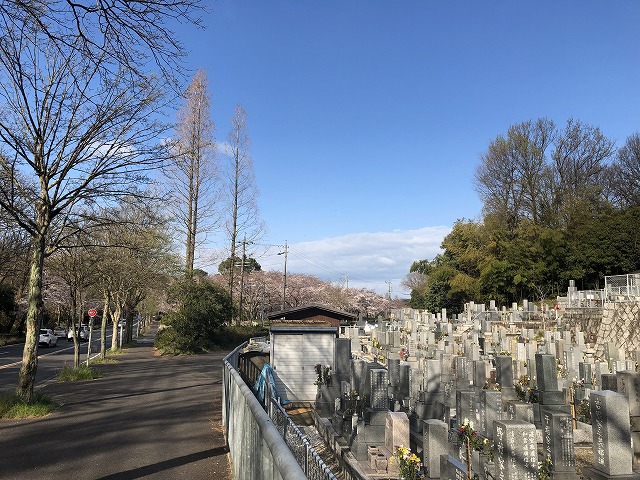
[268,399,337,480]
[223,341,338,480]
[605,274,640,302]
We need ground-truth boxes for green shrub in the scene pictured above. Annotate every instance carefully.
[154,324,268,354]
[154,279,234,354]
[212,325,269,349]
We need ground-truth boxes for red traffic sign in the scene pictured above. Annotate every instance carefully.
[88,308,97,317]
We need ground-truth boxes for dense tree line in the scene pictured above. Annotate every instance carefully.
[407,119,640,313]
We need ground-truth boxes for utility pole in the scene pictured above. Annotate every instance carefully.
[278,241,288,310]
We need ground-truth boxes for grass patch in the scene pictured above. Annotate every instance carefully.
[90,357,119,364]
[57,365,102,382]
[0,391,58,419]
[107,347,127,356]
[0,335,22,347]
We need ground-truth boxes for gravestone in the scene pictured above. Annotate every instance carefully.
[424,358,441,394]
[423,419,448,479]
[580,362,594,387]
[385,411,410,453]
[542,410,579,478]
[601,374,618,392]
[439,454,467,480]
[493,420,537,480]
[479,389,502,440]
[387,358,400,387]
[370,368,389,411]
[398,364,411,400]
[583,390,640,480]
[473,360,488,388]
[505,401,534,424]
[536,353,566,406]
[334,337,352,377]
[456,390,477,428]
[350,358,366,395]
[456,356,470,387]
[615,371,640,468]
[496,355,516,401]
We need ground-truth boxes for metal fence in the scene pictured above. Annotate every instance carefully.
[605,274,640,302]
[223,342,338,480]
[268,399,337,480]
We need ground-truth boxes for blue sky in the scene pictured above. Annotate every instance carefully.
[180,1,640,296]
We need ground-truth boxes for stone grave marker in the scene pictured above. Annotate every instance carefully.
[541,410,579,478]
[493,420,537,480]
[583,390,640,479]
[479,389,502,440]
[423,419,448,479]
[370,368,389,411]
[385,411,409,452]
[439,454,467,480]
[456,390,477,428]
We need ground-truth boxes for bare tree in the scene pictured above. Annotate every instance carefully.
[0,16,171,402]
[48,244,98,368]
[609,133,640,208]
[0,0,204,88]
[551,118,615,222]
[224,105,264,322]
[92,200,176,353]
[475,119,555,229]
[168,69,217,276]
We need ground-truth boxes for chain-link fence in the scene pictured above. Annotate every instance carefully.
[605,274,640,302]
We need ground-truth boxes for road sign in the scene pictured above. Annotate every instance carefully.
[88,308,97,317]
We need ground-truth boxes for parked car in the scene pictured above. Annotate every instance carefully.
[67,325,89,342]
[53,326,67,339]
[39,328,58,347]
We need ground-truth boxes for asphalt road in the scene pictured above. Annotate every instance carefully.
[0,323,231,480]
[0,328,119,389]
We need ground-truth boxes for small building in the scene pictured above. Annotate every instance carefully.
[268,304,356,402]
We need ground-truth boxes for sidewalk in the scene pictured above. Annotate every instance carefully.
[0,322,232,480]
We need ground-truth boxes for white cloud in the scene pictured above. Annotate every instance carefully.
[284,226,451,297]
[215,141,234,157]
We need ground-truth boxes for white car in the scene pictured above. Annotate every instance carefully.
[67,325,89,342]
[39,328,58,347]
[53,326,67,339]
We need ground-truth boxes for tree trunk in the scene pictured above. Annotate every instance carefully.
[111,303,122,350]
[100,291,109,359]
[15,233,46,403]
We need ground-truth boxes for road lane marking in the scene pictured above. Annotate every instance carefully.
[0,342,109,369]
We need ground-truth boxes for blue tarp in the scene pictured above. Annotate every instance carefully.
[253,363,290,406]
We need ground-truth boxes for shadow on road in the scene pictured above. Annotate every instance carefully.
[94,446,230,480]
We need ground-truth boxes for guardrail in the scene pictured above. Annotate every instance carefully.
[224,342,338,480]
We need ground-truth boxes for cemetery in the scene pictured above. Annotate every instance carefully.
[282,274,640,479]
